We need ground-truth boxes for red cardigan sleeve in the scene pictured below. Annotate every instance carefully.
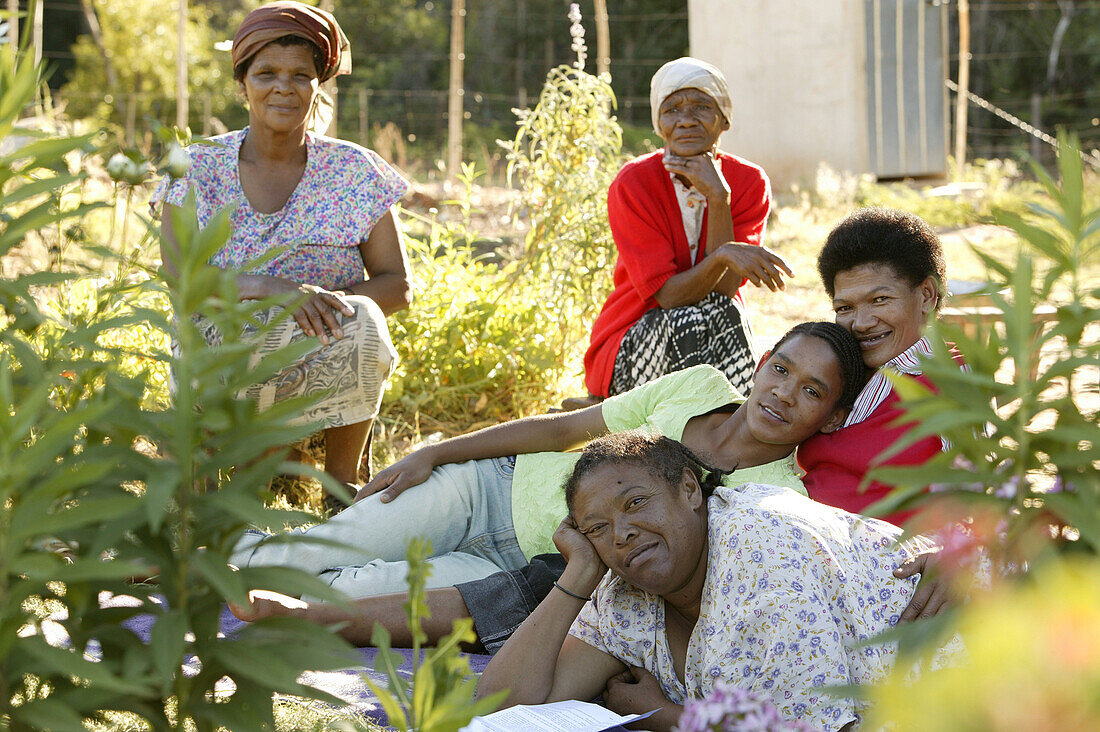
[606,165,685,302]
[724,156,771,246]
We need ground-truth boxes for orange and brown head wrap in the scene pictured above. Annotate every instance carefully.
[232,1,351,82]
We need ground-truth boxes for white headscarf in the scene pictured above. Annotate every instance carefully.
[649,57,733,134]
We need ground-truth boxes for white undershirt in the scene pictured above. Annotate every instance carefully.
[670,173,708,264]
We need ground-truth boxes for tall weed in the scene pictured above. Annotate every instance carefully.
[2,44,361,731]
[857,134,1099,676]
[502,63,624,363]
[384,59,625,438]
[387,195,569,433]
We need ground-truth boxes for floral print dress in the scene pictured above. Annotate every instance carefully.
[153,128,407,290]
[570,483,933,731]
[150,129,407,429]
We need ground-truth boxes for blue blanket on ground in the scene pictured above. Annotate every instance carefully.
[116,598,630,731]
[117,599,492,727]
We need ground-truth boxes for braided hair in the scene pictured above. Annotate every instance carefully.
[768,321,867,409]
[564,431,729,514]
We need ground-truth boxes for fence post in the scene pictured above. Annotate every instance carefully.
[31,0,42,66]
[202,92,212,137]
[447,0,466,181]
[594,0,610,77]
[954,0,969,170]
[359,88,369,147]
[177,0,188,129]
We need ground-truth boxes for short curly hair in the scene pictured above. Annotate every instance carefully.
[817,207,947,310]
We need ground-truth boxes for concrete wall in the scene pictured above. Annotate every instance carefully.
[688,0,870,191]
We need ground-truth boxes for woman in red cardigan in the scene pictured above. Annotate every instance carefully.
[583,57,792,399]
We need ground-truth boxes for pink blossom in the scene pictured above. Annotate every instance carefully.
[676,683,814,732]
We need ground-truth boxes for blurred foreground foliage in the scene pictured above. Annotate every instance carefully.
[1,43,361,730]
[862,133,1099,728]
[867,560,1100,731]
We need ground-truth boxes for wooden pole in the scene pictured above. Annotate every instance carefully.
[358,87,369,147]
[6,0,17,48]
[31,0,42,67]
[80,0,117,89]
[953,0,969,171]
[594,0,610,77]
[177,0,188,129]
[447,0,466,181]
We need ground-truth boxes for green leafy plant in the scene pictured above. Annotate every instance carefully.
[379,9,626,443]
[2,40,365,730]
[0,32,130,731]
[500,27,625,365]
[366,538,506,732]
[864,132,1098,564]
[386,194,571,435]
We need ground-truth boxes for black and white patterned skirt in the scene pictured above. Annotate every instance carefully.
[609,291,757,397]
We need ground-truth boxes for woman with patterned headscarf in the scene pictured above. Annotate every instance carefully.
[584,57,791,401]
[153,1,410,499]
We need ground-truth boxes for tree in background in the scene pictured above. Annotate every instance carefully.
[57,0,687,158]
[61,0,246,136]
[955,0,1100,162]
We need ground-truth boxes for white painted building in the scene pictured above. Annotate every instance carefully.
[688,0,948,189]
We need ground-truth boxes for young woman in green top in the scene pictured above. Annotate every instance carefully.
[232,322,867,646]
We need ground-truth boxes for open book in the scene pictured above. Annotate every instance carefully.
[461,699,659,732]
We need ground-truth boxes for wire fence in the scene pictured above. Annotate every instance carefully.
[58,82,658,184]
[46,0,1100,180]
[948,78,1100,169]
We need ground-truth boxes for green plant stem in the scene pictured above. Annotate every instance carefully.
[107,182,120,251]
[117,187,134,281]
[168,282,197,732]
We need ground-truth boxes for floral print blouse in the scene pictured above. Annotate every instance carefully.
[570,483,932,731]
[152,128,407,291]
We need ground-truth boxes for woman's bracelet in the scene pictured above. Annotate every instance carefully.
[553,581,592,603]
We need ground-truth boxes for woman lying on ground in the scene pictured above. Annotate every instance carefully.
[231,322,866,633]
[477,431,934,731]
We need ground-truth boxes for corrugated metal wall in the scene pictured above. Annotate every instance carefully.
[865,0,949,178]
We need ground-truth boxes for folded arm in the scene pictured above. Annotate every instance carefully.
[477,519,623,706]
[359,404,608,502]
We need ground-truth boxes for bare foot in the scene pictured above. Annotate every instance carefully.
[229,590,309,622]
